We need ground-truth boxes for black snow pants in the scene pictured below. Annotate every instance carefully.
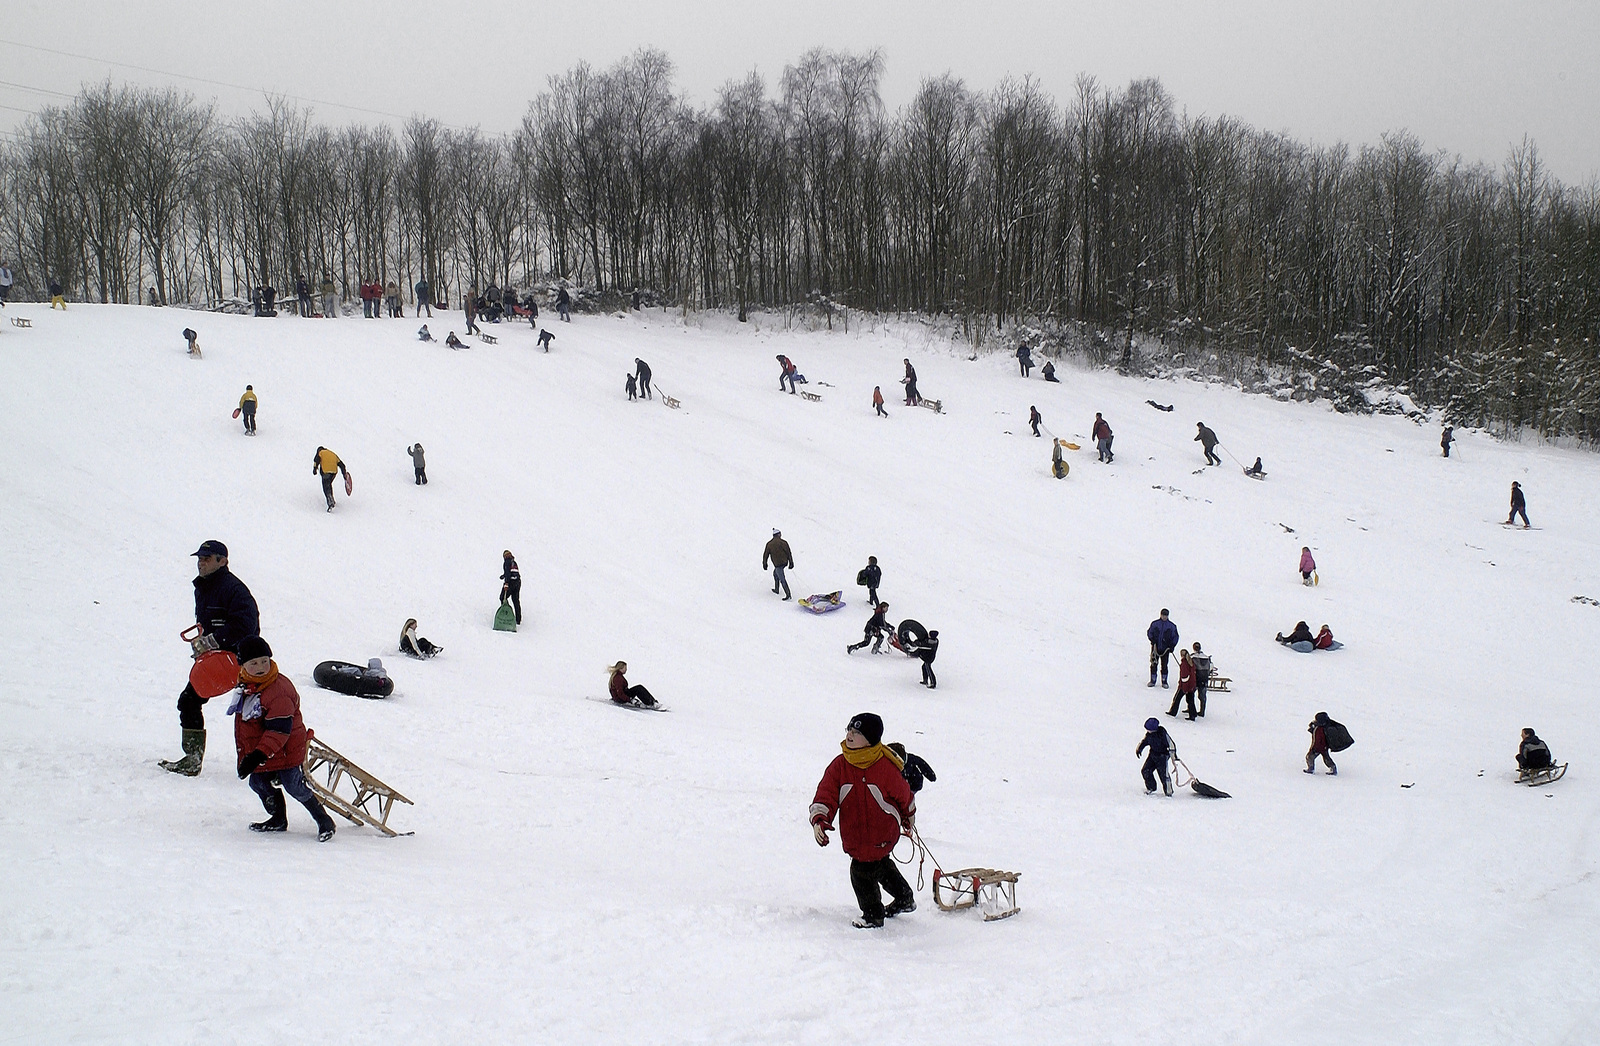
[1142,754,1172,794]
[850,856,913,923]
[177,682,206,730]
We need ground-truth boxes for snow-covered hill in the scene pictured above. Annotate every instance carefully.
[3,303,1597,1045]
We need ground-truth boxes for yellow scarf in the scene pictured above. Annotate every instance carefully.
[239,660,280,693]
[841,742,904,771]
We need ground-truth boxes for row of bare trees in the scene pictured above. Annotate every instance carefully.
[2,49,1597,439]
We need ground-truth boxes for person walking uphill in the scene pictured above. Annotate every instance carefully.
[915,630,939,688]
[1440,425,1454,457]
[1137,717,1174,796]
[873,386,888,417]
[231,636,337,841]
[1016,343,1033,377]
[1029,406,1042,437]
[1506,482,1530,528]
[902,358,920,405]
[501,550,522,625]
[1093,413,1114,462]
[1195,422,1221,465]
[810,713,916,928]
[160,540,260,776]
[312,447,349,512]
[635,358,653,400]
[763,529,794,600]
[858,556,882,606]
[1147,608,1179,688]
[407,443,427,485]
[1305,712,1337,775]
[1299,546,1317,585]
[238,386,257,435]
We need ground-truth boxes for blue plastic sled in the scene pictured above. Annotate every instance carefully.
[799,591,846,614]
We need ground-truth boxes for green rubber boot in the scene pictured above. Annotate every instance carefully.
[159,728,206,776]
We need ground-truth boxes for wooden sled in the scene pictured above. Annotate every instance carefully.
[11,316,32,327]
[799,391,822,402]
[479,332,498,344]
[920,398,943,414]
[303,736,414,836]
[1517,763,1567,786]
[662,394,681,409]
[933,867,1020,921]
[1207,668,1232,693]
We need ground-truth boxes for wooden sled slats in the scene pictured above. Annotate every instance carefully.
[303,737,413,836]
[933,867,1020,921]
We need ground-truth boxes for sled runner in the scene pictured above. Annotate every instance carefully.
[799,391,822,402]
[10,317,31,327]
[798,591,846,614]
[181,624,241,699]
[662,394,681,409]
[1206,671,1232,693]
[312,660,394,698]
[1516,763,1567,786]
[302,736,413,836]
[933,868,1021,921]
[479,332,498,345]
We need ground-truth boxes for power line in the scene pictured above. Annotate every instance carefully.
[0,78,78,100]
[0,37,451,126]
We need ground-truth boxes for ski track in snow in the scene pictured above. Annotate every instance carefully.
[2,304,1598,1044]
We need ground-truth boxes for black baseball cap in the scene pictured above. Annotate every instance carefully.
[191,540,228,558]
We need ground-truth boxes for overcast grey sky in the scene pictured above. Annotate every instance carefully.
[3,0,1596,183]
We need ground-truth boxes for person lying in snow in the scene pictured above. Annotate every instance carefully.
[445,331,467,350]
[418,324,434,341]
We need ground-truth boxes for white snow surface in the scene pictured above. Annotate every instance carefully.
[3,304,1598,1045]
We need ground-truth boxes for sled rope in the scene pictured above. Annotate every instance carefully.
[896,823,944,891]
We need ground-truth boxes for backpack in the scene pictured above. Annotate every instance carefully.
[856,569,869,586]
[1322,719,1354,752]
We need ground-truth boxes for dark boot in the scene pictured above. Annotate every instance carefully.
[159,728,206,776]
[250,789,287,832]
[301,796,337,841]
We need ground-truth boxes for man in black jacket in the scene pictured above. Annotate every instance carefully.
[635,358,653,399]
[160,540,260,776]
[1506,481,1529,528]
[915,630,939,688]
[858,556,882,606]
[1195,422,1221,465]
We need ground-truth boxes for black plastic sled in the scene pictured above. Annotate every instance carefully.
[313,660,394,699]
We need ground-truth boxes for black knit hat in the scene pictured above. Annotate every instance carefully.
[848,713,884,747]
[237,636,272,663]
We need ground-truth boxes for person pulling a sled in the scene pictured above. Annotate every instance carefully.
[763,528,794,600]
[160,540,260,776]
[606,661,659,707]
[1189,642,1211,717]
[501,550,522,625]
[231,636,337,841]
[1138,717,1174,795]
[399,619,441,658]
[810,713,916,928]
[848,602,891,654]
[238,386,257,435]
[635,358,653,399]
[1029,405,1042,437]
[1195,422,1221,466]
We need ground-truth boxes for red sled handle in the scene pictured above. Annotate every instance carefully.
[180,624,203,643]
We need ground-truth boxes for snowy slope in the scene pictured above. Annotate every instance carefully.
[2,303,1597,1045]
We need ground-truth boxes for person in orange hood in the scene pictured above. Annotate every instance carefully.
[232,636,336,841]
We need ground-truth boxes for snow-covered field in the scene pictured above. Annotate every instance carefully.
[3,302,1597,1045]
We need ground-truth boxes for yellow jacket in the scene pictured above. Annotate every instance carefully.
[239,390,257,408]
[315,448,343,474]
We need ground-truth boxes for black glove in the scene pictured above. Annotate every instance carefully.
[237,750,267,778]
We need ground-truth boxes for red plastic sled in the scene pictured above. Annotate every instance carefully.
[344,472,353,496]
[231,408,242,419]
[182,624,240,698]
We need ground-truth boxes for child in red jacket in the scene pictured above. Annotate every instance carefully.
[231,636,337,840]
[810,713,916,928]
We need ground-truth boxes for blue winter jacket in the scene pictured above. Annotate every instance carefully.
[1147,618,1179,653]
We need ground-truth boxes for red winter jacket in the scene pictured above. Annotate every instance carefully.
[1178,658,1197,694]
[608,670,630,702]
[234,671,310,773]
[1092,418,1111,439]
[810,749,914,861]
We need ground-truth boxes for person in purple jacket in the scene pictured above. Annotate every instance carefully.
[1147,608,1179,688]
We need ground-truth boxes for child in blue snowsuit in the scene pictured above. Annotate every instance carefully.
[1137,718,1174,795]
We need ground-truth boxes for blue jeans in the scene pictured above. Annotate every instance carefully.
[249,765,317,806]
[772,566,790,598]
